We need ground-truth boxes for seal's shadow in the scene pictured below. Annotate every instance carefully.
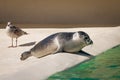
[68,50,94,58]
[19,41,36,47]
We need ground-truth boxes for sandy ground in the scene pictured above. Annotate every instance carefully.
[0,27,120,80]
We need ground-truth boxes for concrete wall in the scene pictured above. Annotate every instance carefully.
[0,0,120,25]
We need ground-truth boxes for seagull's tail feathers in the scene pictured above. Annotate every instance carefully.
[22,31,29,35]
[23,31,29,35]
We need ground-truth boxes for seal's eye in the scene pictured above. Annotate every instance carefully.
[84,36,91,44]
[84,37,88,40]
[84,36,89,40]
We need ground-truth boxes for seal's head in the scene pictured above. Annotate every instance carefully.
[20,51,31,61]
[78,31,93,46]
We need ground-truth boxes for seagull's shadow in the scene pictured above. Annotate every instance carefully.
[19,41,36,47]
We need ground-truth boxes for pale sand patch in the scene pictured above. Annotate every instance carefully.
[0,27,120,80]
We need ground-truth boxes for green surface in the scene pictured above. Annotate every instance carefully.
[47,45,120,80]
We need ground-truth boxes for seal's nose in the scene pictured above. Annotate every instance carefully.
[90,40,93,44]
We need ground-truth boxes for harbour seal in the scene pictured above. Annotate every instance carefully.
[20,31,93,60]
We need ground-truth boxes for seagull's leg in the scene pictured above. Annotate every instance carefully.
[8,38,14,48]
[12,38,13,47]
[15,38,18,47]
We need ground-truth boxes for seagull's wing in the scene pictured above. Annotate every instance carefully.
[10,26,20,33]
[10,25,27,36]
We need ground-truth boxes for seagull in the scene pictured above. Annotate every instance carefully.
[6,22,28,48]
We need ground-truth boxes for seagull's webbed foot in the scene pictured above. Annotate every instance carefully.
[8,45,14,48]
[8,45,17,48]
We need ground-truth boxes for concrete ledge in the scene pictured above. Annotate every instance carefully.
[0,27,120,80]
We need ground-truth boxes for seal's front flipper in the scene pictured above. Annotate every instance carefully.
[78,50,94,58]
[69,50,94,58]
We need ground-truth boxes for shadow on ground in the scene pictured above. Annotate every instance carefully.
[19,41,36,47]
